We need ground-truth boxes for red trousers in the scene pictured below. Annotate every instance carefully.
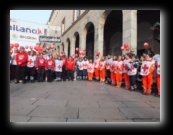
[88,72,93,80]
[157,74,160,95]
[94,68,99,80]
[142,73,153,94]
[100,69,106,82]
[111,72,116,85]
[116,73,122,87]
[123,73,131,89]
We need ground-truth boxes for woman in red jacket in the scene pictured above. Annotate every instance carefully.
[66,56,75,81]
[45,55,55,82]
[15,46,28,84]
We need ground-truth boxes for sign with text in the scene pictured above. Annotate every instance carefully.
[39,36,61,43]
[10,22,44,42]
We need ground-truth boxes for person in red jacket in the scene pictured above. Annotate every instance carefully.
[45,55,55,82]
[36,52,46,82]
[66,56,75,81]
[15,46,28,84]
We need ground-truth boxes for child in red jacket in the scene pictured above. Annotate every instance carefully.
[45,55,55,82]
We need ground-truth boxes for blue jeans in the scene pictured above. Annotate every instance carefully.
[83,69,87,76]
[55,71,62,79]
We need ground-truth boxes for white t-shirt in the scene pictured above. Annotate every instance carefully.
[11,53,17,65]
[27,55,36,67]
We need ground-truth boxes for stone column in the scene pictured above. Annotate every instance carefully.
[94,20,104,57]
[80,30,87,51]
[122,10,137,54]
[70,38,75,56]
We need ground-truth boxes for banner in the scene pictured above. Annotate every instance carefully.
[10,22,44,42]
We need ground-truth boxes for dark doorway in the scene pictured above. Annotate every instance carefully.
[67,39,70,58]
[86,22,94,60]
[104,10,122,56]
[75,32,80,55]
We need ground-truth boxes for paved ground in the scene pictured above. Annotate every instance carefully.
[10,80,160,123]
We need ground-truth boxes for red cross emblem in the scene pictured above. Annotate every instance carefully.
[123,64,127,69]
[48,61,52,65]
[57,65,62,70]
[94,62,97,66]
[28,59,33,65]
[79,65,83,69]
[40,59,44,63]
[100,64,103,67]
[142,64,149,72]
[19,55,24,60]
[158,64,160,68]
[117,65,121,72]
[130,66,134,72]
[84,63,88,67]
[88,67,92,71]
[106,63,110,67]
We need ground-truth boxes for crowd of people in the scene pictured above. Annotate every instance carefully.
[10,46,160,97]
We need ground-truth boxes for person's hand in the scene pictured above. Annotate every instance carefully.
[18,62,21,65]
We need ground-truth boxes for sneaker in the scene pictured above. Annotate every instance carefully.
[19,80,22,83]
[134,85,137,89]
[130,86,134,91]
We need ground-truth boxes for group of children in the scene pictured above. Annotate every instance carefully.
[10,46,160,97]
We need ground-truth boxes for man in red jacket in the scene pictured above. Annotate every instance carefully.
[15,46,28,84]
[66,56,75,81]
[36,52,46,82]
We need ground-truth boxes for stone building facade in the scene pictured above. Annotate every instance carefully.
[45,10,160,59]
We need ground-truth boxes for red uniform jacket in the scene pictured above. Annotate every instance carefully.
[45,59,55,70]
[36,57,46,68]
[66,59,75,70]
[16,52,28,66]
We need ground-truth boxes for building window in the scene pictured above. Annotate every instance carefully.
[73,10,80,21]
[61,18,65,35]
